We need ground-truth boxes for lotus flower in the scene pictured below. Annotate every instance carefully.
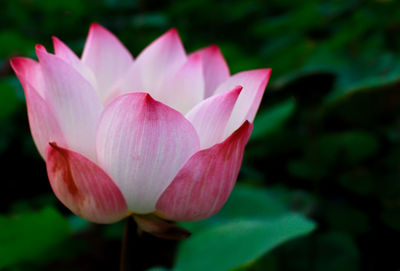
[10,23,271,223]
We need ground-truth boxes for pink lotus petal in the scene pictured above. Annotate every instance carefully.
[52,36,97,89]
[10,58,65,157]
[192,45,230,98]
[46,143,128,224]
[36,45,103,161]
[52,36,81,68]
[159,53,204,114]
[9,57,46,98]
[96,92,200,214]
[215,69,271,136]
[113,28,187,101]
[82,23,133,102]
[156,121,253,221]
[186,86,242,149]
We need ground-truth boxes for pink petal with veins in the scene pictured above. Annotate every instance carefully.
[186,86,242,149]
[10,57,65,157]
[191,45,230,98]
[46,143,127,223]
[52,36,97,89]
[82,23,133,102]
[159,53,204,114]
[156,121,252,221]
[96,92,200,213]
[215,69,271,135]
[36,46,103,161]
[111,28,187,102]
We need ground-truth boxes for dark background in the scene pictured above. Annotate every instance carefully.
[1,0,400,270]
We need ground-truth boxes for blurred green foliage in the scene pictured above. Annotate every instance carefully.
[0,207,70,269]
[1,0,400,270]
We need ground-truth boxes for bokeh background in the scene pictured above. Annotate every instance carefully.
[1,0,400,270]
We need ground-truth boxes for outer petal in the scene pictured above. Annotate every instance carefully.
[46,143,128,223]
[96,93,200,214]
[36,46,103,161]
[156,121,253,221]
[159,53,204,114]
[186,86,242,149]
[10,58,64,157]
[111,28,187,101]
[52,36,97,89]
[214,69,271,136]
[9,57,46,97]
[81,23,133,102]
[192,45,230,98]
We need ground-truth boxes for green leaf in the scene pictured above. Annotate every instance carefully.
[326,53,400,103]
[0,207,71,269]
[175,214,315,271]
[180,184,289,232]
[216,184,288,219]
[176,185,315,270]
[251,99,296,140]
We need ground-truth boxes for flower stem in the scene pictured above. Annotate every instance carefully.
[119,214,191,270]
[120,216,134,271]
